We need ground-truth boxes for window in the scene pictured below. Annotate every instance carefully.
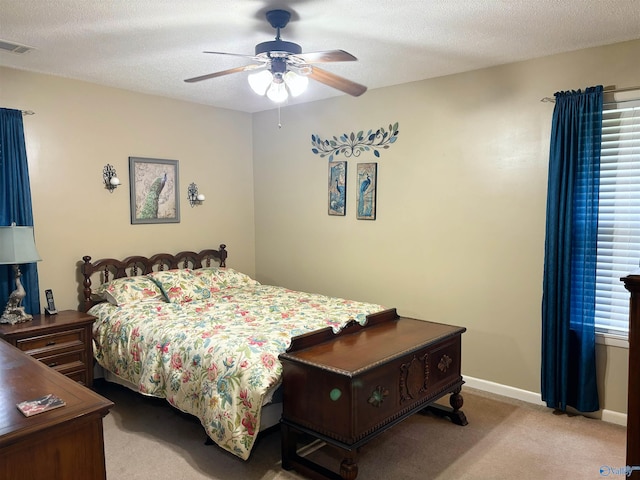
[595,94,640,338]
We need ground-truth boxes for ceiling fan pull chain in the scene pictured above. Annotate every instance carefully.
[278,105,282,129]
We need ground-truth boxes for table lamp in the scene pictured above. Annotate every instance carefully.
[0,224,42,324]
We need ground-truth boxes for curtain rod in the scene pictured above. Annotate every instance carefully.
[540,85,640,104]
[21,110,35,115]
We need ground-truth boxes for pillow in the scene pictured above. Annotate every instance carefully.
[147,269,212,304]
[192,268,224,292]
[194,267,260,290]
[98,276,166,306]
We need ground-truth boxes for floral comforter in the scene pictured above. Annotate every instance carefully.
[90,284,383,460]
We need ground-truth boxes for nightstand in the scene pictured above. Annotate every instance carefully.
[0,310,96,386]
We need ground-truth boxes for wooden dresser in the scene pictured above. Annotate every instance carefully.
[0,310,95,386]
[279,308,466,480]
[621,275,640,477]
[0,338,113,480]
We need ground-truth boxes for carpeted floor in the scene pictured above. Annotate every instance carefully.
[95,381,626,479]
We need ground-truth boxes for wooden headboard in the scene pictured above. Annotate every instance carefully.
[80,244,227,312]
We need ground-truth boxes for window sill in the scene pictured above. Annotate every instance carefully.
[596,332,629,349]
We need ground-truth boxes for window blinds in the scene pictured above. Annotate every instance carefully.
[595,98,640,336]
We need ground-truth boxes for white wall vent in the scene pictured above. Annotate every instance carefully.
[0,40,34,54]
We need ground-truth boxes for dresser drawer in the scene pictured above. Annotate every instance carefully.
[64,368,88,385]
[50,360,88,385]
[36,349,86,369]
[33,349,88,385]
[14,328,86,355]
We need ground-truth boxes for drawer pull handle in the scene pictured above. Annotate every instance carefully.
[46,341,56,346]
[48,362,58,367]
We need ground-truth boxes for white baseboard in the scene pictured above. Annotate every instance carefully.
[463,375,627,427]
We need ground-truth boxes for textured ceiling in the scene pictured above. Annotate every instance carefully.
[1,0,640,113]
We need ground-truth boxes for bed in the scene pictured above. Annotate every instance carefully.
[80,245,385,460]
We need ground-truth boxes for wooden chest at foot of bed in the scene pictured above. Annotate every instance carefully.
[279,308,466,446]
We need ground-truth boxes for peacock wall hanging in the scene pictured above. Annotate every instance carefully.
[129,157,181,224]
[313,123,399,220]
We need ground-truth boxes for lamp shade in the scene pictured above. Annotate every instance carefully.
[248,70,273,96]
[284,71,309,97]
[0,225,42,265]
[266,80,288,103]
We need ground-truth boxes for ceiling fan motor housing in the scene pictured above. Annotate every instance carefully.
[255,40,302,56]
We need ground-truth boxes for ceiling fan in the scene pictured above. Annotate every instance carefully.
[184,9,367,103]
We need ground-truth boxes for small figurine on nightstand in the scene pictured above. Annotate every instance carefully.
[1,265,32,324]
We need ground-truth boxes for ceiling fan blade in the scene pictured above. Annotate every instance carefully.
[308,66,367,97]
[296,50,357,63]
[203,51,258,60]
[184,64,264,83]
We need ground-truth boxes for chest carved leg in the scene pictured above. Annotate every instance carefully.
[422,386,468,426]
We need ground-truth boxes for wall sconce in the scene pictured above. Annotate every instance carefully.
[187,182,205,207]
[103,164,120,192]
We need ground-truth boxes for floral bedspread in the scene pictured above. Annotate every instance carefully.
[90,284,384,460]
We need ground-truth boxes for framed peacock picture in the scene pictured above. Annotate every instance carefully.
[328,161,347,216]
[129,157,180,224]
[356,162,377,220]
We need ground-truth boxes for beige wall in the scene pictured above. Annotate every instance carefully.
[252,39,640,414]
[1,67,256,312]
[1,38,637,416]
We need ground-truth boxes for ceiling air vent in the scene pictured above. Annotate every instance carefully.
[0,40,34,55]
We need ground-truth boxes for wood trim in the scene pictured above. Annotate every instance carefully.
[286,308,398,353]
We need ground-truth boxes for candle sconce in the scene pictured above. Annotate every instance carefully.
[187,182,205,207]
[103,164,121,192]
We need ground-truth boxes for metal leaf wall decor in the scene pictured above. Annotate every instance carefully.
[311,122,399,161]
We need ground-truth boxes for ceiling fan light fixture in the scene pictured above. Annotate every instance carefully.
[266,79,288,103]
[284,71,308,97]
[248,70,273,95]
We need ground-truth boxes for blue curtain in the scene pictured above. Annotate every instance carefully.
[541,86,603,412]
[0,108,40,315]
